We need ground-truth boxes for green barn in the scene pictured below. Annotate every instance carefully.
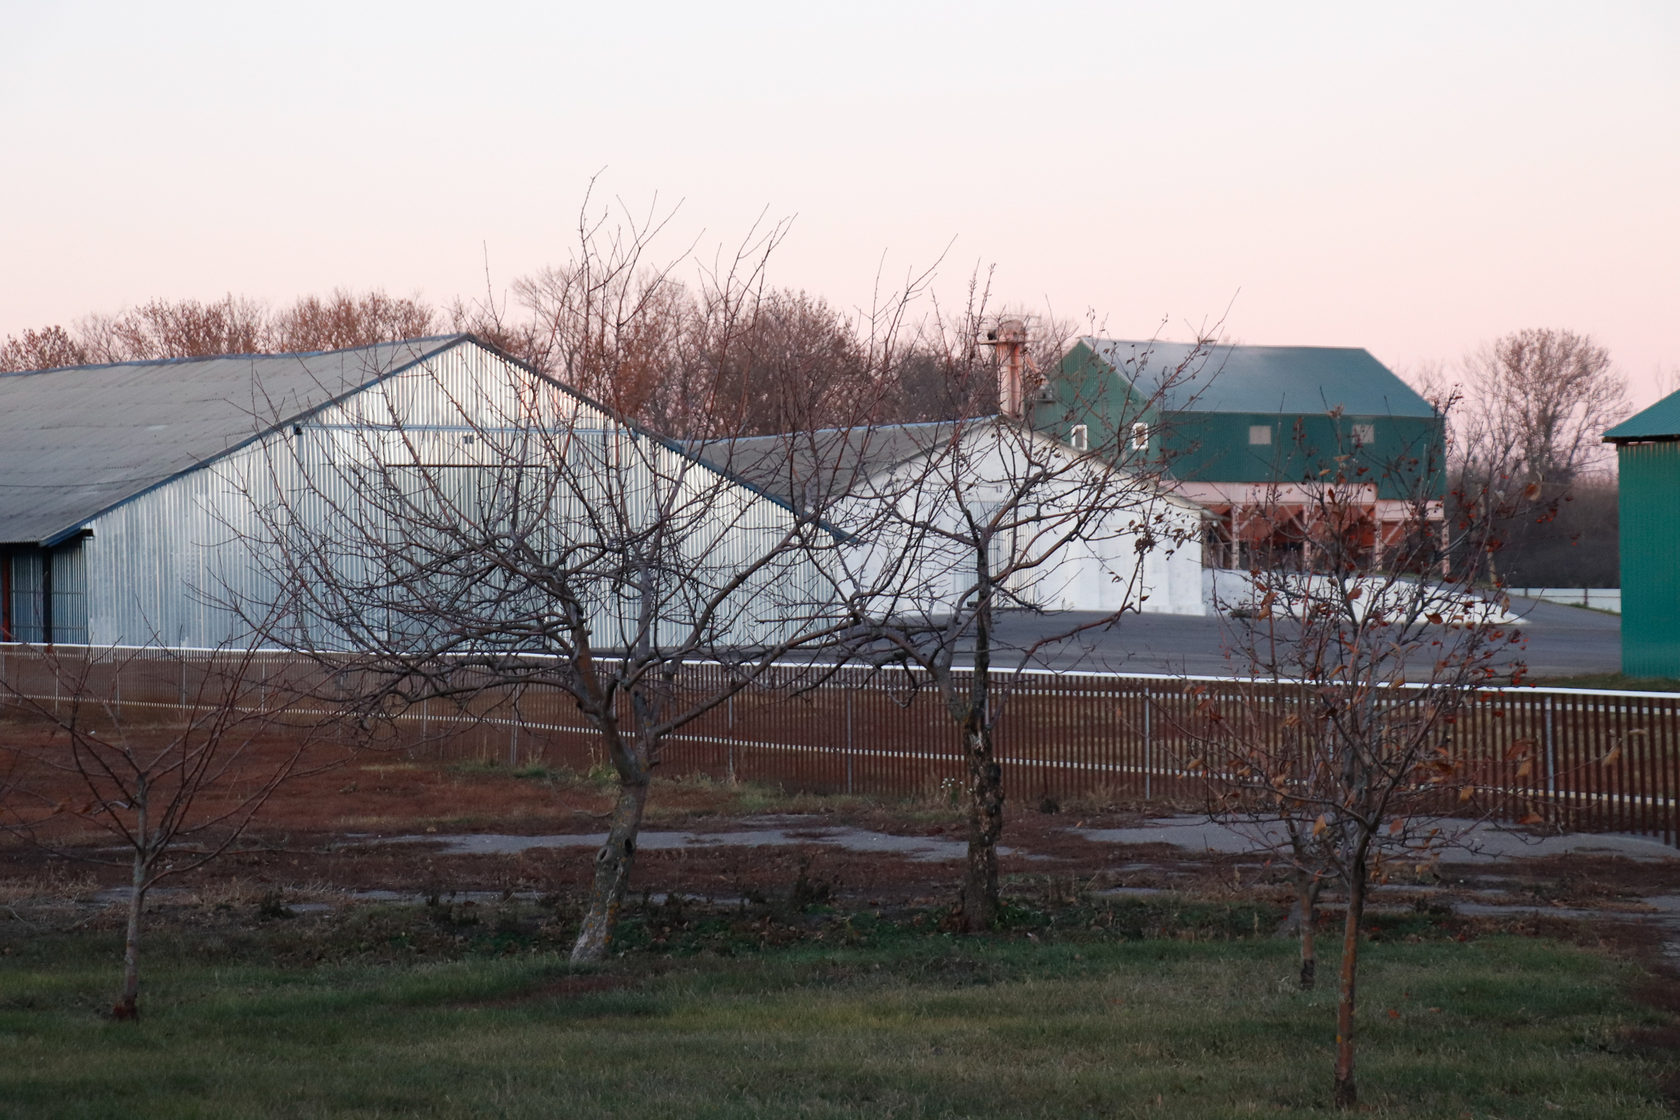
[1031,339,1446,568]
[1604,396,1680,677]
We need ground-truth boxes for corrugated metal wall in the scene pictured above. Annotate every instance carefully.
[1618,440,1680,676]
[81,343,831,652]
[3,544,88,643]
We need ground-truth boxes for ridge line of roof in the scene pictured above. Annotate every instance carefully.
[1081,336,1374,355]
[0,332,472,378]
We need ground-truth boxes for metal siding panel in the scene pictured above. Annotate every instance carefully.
[1619,442,1680,676]
[6,550,45,641]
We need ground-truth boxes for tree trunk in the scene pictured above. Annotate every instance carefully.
[1297,876,1320,990]
[113,852,147,1021]
[1332,867,1367,1109]
[960,717,1004,932]
[571,776,649,963]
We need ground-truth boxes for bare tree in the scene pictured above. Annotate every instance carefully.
[0,643,331,1019]
[1459,328,1628,488]
[1180,402,1538,1108]
[464,264,887,439]
[790,299,1209,931]
[271,288,438,353]
[0,324,88,373]
[79,295,273,362]
[1,289,444,374]
[231,203,917,963]
[1419,329,1629,586]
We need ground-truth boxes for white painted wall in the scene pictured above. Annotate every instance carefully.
[832,420,1207,620]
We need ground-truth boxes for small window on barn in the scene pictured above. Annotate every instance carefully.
[1248,424,1272,446]
[1070,423,1089,451]
[1351,423,1375,447]
[1131,422,1149,451]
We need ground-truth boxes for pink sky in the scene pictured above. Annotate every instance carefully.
[3,1,1676,407]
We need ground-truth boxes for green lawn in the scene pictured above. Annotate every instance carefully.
[0,900,1673,1118]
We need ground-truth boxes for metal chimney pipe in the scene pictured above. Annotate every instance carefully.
[984,318,1029,418]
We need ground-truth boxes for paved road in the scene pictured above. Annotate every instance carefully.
[964,594,1621,681]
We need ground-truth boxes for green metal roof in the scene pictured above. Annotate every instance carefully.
[1082,339,1437,418]
[1604,390,1680,442]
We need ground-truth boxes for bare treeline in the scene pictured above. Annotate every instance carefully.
[0,290,438,372]
[3,279,1001,436]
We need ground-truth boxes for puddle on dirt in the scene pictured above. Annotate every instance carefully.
[85,885,747,911]
[364,826,1025,863]
[1077,815,1680,864]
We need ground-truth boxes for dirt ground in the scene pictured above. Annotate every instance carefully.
[7,713,1680,953]
[0,722,1157,904]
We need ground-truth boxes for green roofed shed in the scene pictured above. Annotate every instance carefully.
[1604,392,1680,676]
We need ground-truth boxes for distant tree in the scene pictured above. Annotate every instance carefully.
[498,204,697,419]
[80,295,272,362]
[1,290,443,372]
[694,289,875,437]
[1460,328,1627,488]
[271,289,438,353]
[473,226,884,439]
[879,343,994,422]
[1420,330,1629,586]
[0,324,89,372]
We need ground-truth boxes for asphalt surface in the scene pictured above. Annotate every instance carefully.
[970,594,1622,681]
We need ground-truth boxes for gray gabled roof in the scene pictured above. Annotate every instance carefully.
[692,417,1206,518]
[691,421,962,507]
[0,335,472,546]
[1082,339,1437,418]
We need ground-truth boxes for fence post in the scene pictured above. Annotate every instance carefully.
[1143,686,1153,802]
[1544,694,1556,799]
[846,689,855,796]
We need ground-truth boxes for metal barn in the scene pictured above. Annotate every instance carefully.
[0,335,825,650]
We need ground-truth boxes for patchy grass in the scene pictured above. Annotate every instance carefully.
[0,893,1674,1118]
